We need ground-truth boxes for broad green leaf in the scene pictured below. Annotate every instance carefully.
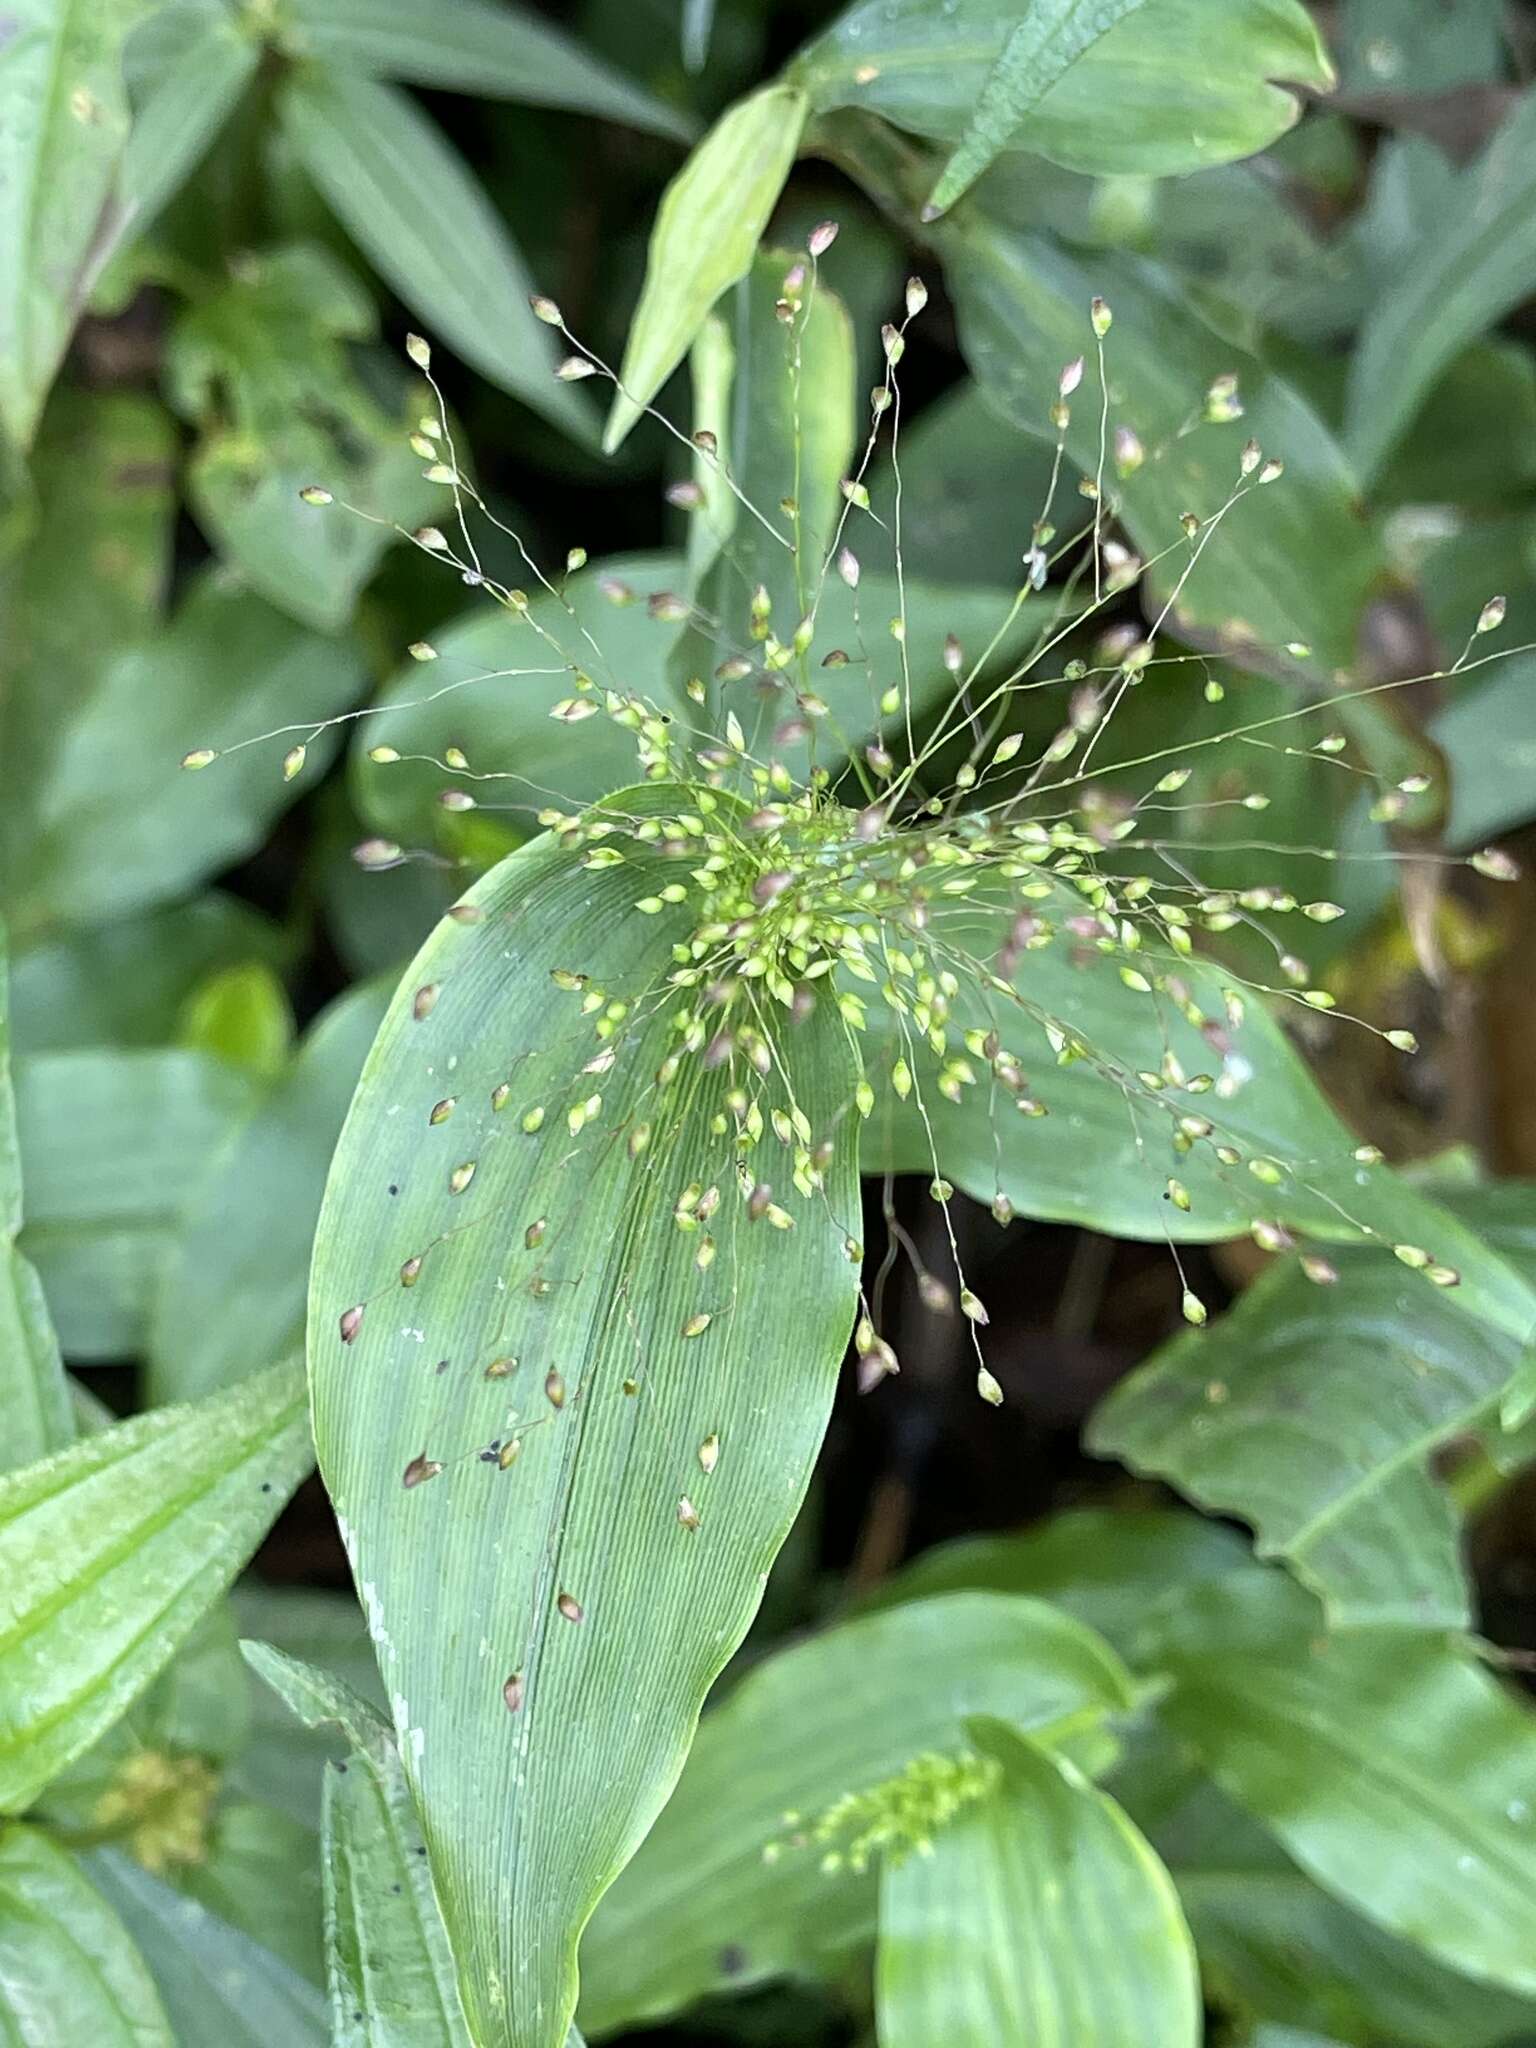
[0,0,143,447]
[309,785,862,2048]
[1373,340,1536,510]
[244,1643,475,2044]
[1346,92,1536,485]
[794,0,1333,179]
[148,982,389,1404]
[0,1825,173,2043]
[604,85,809,452]
[280,68,592,442]
[352,554,692,856]
[924,2,1151,217]
[174,1799,325,1988]
[10,896,293,1055]
[10,564,366,938]
[877,1719,1199,2047]
[15,1046,261,1359]
[115,1,259,254]
[0,929,70,1474]
[867,378,1064,588]
[86,1850,330,2048]
[1155,1571,1536,1995]
[177,961,295,1080]
[945,223,1381,678]
[1435,655,1536,848]
[0,1357,310,1811]
[878,1507,1250,1654]
[1091,1189,1536,1628]
[855,885,1536,1343]
[580,1592,1139,2033]
[0,391,173,937]
[165,242,438,630]
[281,0,694,142]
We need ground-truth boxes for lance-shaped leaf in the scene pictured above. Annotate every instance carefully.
[793,0,1332,179]
[1346,91,1536,486]
[1091,1187,1536,1629]
[15,1045,262,1360]
[281,0,693,142]
[604,85,809,452]
[0,0,144,446]
[0,1357,310,1811]
[86,1850,330,2048]
[0,1825,174,2044]
[115,2,260,258]
[923,1,1151,218]
[877,1718,1199,2048]
[279,68,591,442]
[1155,1571,1536,1996]
[308,786,862,2048]
[580,1591,1139,2034]
[0,928,70,1475]
[148,982,389,1405]
[242,1645,475,2046]
[855,886,1536,1343]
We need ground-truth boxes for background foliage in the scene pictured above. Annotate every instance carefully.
[4,1,1536,2045]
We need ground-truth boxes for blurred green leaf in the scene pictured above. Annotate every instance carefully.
[280,68,593,441]
[244,1643,475,2043]
[0,929,70,1475]
[1156,1570,1536,1995]
[177,961,296,1080]
[175,1798,325,1987]
[1336,0,1509,99]
[857,884,1536,1344]
[0,1357,310,1812]
[352,555,690,854]
[924,1,1152,217]
[877,1718,1199,2047]
[1373,340,1536,509]
[1345,91,1536,486]
[9,895,293,1055]
[1089,1188,1536,1627]
[15,1046,261,1359]
[0,1824,173,2043]
[282,0,695,143]
[581,1592,1139,2033]
[0,0,143,448]
[604,84,809,451]
[0,390,172,934]
[227,1588,383,1828]
[166,242,438,630]
[87,1848,330,2048]
[1435,655,1536,848]
[9,562,366,938]
[309,787,860,2048]
[148,980,389,1404]
[115,1,260,255]
[795,0,1333,179]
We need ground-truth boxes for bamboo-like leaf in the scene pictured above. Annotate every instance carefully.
[580,1591,1139,2034]
[0,1357,311,1812]
[856,886,1536,1343]
[0,1825,173,2043]
[1155,1571,1536,1995]
[244,1644,475,2046]
[604,86,809,452]
[923,1,1150,218]
[1091,1188,1536,1628]
[282,0,694,143]
[279,69,592,442]
[86,1850,330,2048]
[1345,91,1536,486]
[116,2,259,254]
[308,786,862,2047]
[0,928,70,1475]
[0,0,142,446]
[148,983,389,1404]
[15,1045,261,1360]
[877,1719,1199,2047]
[794,0,1332,179]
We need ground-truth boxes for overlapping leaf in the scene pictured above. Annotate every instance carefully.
[0,1825,173,2044]
[309,786,862,2047]
[0,929,70,1475]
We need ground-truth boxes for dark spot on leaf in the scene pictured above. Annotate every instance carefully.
[718,1944,748,1978]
